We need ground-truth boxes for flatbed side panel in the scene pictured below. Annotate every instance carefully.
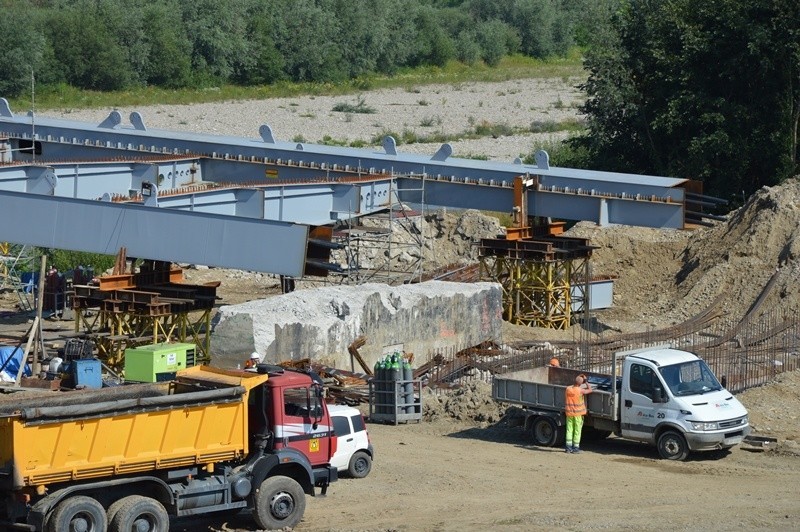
[493,368,615,419]
[10,396,249,487]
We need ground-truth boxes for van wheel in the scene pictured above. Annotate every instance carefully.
[47,495,106,532]
[108,495,168,532]
[532,416,560,447]
[348,451,372,478]
[253,476,306,530]
[657,430,689,460]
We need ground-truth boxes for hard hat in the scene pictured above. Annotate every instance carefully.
[250,352,261,360]
[549,357,560,367]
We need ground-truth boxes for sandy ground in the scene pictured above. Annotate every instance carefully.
[48,77,584,163]
[174,417,799,532]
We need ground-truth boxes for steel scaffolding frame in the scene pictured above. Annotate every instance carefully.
[479,236,593,330]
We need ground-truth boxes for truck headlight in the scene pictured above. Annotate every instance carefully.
[690,421,718,431]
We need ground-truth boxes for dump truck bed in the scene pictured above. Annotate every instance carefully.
[0,366,268,489]
[492,366,616,419]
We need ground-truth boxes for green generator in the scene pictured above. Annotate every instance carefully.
[124,343,196,383]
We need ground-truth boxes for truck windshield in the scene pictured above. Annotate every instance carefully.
[659,360,723,396]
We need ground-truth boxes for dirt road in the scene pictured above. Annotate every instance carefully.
[176,416,798,532]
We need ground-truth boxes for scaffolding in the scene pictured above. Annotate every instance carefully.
[0,243,35,312]
[331,172,429,285]
[478,236,593,330]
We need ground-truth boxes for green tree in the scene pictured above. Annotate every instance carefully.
[47,1,133,90]
[476,20,511,67]
[573,0,800,199]
[141,1,193,87]
[410,6,456,67]
[271,0,345,82]
[180,0,250,83]
[0,6,53,97]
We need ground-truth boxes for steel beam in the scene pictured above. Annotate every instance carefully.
[0,100,692,228]
[0,189,309,276]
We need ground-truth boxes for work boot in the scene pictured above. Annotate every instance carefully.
[565,446,573,453]
[572,447,582,454]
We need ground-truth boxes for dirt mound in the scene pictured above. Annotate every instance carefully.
[676,177,800,319]
[564,222,691,330]
[738,368,800,454]
[563,177,800,328]
[422,382,505,425]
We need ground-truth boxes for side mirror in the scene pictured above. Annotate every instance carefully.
[652,386,667,403]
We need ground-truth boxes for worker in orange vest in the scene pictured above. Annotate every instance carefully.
[564,374,592,453]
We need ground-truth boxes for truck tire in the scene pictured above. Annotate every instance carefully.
[105,498,127,527]
[108,495,168,532]
[532,416,560,447]
[348,451,372,478]
[657,430,690,461]
[46,495,107,532]
[253,476,306,530]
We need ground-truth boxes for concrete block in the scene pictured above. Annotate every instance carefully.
[210,281,502,369]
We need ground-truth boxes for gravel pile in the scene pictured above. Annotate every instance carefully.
[48,77,584,162]
[422,382,505,425]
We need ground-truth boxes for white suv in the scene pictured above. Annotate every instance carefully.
[329,405,374,478]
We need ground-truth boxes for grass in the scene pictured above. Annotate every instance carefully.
[10,52,585,111]
[331,95,376,114]
[368,117,586,146]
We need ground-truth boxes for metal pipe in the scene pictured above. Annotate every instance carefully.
[686,192,727,204]
[685,210,727,222]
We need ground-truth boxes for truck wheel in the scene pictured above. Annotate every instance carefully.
[532,416,560,447]
[348,451,372,478]
[47,495,107,532]
[657,430,690,461]
[105,498,127,527]
[253,476,306,530]
[108,495,168,532]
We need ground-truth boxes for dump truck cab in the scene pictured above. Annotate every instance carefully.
[0,365,337,531]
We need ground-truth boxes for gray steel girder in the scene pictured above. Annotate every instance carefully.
[0,100,689,229]
[0,189,309,276]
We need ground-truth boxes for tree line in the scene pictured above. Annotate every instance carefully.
[0,0,603,96]
[566,0,799,201]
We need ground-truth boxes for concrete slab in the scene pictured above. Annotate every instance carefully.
[210,281,503,369]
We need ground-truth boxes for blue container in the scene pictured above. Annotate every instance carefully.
[72,359,102,389]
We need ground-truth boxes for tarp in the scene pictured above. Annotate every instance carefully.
[0,346,31,383]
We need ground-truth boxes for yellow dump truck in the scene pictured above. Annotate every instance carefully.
[0,365,338,531]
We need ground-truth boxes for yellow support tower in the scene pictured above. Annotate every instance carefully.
[479,236,592,330]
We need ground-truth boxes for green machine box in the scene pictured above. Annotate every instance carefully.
[124,342,196,382]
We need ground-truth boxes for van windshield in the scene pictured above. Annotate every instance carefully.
[659,359,723,396]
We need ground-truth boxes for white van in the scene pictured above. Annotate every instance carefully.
[328,405,374,478]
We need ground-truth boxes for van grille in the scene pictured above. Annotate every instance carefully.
[719,417,745,429]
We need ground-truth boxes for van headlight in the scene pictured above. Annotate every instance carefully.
[690,421,718,431]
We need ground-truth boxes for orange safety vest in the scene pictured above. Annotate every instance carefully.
[565,385,587,417]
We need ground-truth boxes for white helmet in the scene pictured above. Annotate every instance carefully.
[250,352,261,360]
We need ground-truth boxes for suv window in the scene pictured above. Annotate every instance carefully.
[332,415,351,437]
[351,414,365,433]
